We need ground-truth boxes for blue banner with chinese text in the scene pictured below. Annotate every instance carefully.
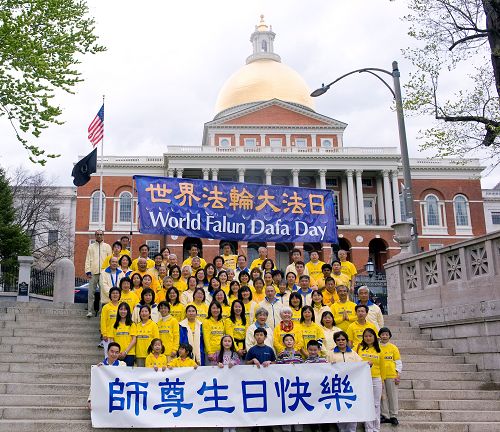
[134,176,337,243]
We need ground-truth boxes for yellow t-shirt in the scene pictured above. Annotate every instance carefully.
[273,324,303,354]
[202,317,225,354]
[381,342,401,379]
[169,356,198,368]
[182,256,207,269]
[243,301,257,324]
[332,273,351,287]
[100,302,119,338]
[221,305,231,320]
[222,254,238,270]
[135,319,159,359]
[101,254,124,269]
[252,289,266,303]
[119,290,139,311]
[173,279,187,293]
[322,289,339,306]
[291,308,302,323]
[346,320,378,350]
[130,257,155,272]
[157,315,180,356]
[145,353,169,369]
[169,303,185,323]
[250,257,265,270]
[224,318,248,351]
[188,302,208,321]
[331,301,357,331]
[299,322,325,348]
[357,345,386,379]
[305,261,325,285]
[110,322,137,355]
[340,260,357,280]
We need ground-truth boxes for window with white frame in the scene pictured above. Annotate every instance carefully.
[270,138,282,148]
[492,212,500,225]
[420,194,447,234]
[295,138,307,148]
[453,195,470,226]
[363,197,376,225]
[321,138,333,148]
[244,138,256,148]
[146,240,160,259]
[429,243,444,251]
[219,137,230,147]
[90,191,105,224]
[48,230,59,246]
[119,192,132,223]
[425,195,440,226]
[49,207,60,221]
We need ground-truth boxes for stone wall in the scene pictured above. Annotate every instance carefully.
[385,231,500,382]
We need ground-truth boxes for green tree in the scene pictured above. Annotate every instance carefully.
[0,167,30,268]
[402,0,500,169]
[0,0,105,165]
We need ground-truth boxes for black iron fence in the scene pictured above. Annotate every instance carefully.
[0,263,19,293]
[354,273,388,314]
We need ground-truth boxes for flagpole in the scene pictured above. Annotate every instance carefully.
[98,95,105,230]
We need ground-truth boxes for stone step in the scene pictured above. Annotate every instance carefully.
[0,337,100,347]
[386,339,442,348]
[381,422,500,432]
[0,406,89,420]
[400,380,495,390]
[0,372,89,384]
[403,354,465,364]
[400,399,500,411]
[404,362,477,372]
[402,370,491,381]
[0,394,88,407]
[6,344,100,355]
[0,383,89,395]
[13,327,98,337]
[6,363,93,374]
[399,389,500,400]
[0,353,102,364]
[397,347,454,355]
[399,410,500,422]
[0,320,99,330]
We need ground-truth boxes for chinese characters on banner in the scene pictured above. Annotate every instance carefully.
[91,363,374,428]
[133,176,337,243]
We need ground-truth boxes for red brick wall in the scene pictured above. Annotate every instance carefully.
[222,105,330,126]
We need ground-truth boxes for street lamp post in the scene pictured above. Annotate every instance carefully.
[311,61,418,254]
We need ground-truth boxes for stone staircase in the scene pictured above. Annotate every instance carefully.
[0,301,499,431]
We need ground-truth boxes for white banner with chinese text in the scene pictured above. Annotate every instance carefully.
[91,363,375,428]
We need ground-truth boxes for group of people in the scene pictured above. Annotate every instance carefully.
[85,231,402,431]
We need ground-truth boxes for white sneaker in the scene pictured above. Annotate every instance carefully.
[86,312,93,318]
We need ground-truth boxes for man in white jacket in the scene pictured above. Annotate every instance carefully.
[259,285,284,330]
[357,286,384,330]
[85,230,111,317]
[99,256,124,305]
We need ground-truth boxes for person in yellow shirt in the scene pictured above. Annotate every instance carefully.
[346,305,378,350]
[321,277,339,306]
[100,287,121,354]
[251,277,266,303]
[356,328,386,432]
[218,270,230,295]
[299,305,325,357]
[338,249,357,293]
[288,292,303,323]
[101,241,125,269]
[118,255,133,278]
[213,289,231,319]
[273,307,303,354]
[311,290,331,325]
[379,327,402,426]
[118,277,139,311]
[305,251,325,287]
[145,338,168,371]
[221,243,238,270]
[188,289,209,321]
[109,302,136,366]
[331,285,357,331]
[315,263,332,290]
[168,343,198,368]
[224,300,248,358]
[131,258,151,279]
[182,244,207,269]
[131,273,143,299]
[135,305,160,367]
[157,301,180,360]
[202,301,226,364]
[238,286,258,324]
[166,287,184,322]
[250,246,269,270]
[130,245,155,271]
[227,281,241,304]
[119,236,131,255]
[146,254,165,285]
[331,260,352,292]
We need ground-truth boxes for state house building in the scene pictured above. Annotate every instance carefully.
[73,17,486,277]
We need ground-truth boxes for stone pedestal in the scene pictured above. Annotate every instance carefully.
[17,256,34,303]
[53,258,75,304]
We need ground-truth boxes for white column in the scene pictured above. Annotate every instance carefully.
[167,168,175,177]
[238,168,245,183]
[346,169,357,226]
[211,168,219,181]
[234,133,240,146]
[202,168,210,180]
[176,168,183,178]
[209,133,215,146]
[376,173,385,225]
[392,170,402,223]
[318,169,327,189]
[383,170,394,226]
[311,133,317,148]
[260,134,266,147]
[285,134,291,147]
[291,169,300,187]
[355,170,365,226]
[264,168,273,185]
[341,174,349,225]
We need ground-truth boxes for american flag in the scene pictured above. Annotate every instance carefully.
[88,104,104,147]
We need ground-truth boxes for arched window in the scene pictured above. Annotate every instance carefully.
[425,195,440,226]
[261,40,268,52]
[90,191,105,224]
[119,192,132,223]
[453,195,469,227]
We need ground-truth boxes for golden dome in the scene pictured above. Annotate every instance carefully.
[257,14,268,31]
[214,59,315,115]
